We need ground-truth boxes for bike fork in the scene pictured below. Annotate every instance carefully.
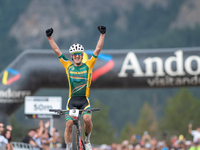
[78,120,85,150]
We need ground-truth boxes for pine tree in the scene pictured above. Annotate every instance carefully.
[90,100,115,145]
[120,122,134,143]
[119,102,158,143]
[160,88,200,140]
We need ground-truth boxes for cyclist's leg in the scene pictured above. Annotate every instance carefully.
[64,120,73,143]
[65,97,73,149]
[83,114,93,150]
[81,97,93,144]
[83,114,93,142]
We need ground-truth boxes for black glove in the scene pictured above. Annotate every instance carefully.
[98,26,106,34]
[46,28,53,37]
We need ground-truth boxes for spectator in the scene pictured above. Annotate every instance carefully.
[188,123,200,143]
[41,121,63,149]
[134,144,141,150]
[145,143,151,150]
[21,128,39,148]
[189,142,200,150]
[111,143,117,150]
[157,141,168,150]
[0,134,11,150]
[179,141,186,150]
[170,135,178,148]
[100,144,108,150]
[130,135,136,145]
[185,140,192,150]
[141,131,151,144]
[33,120,44,149]
[140,140,145,148]
[41,121,51,149]
[121,140,129,150]
[2,129,13,150]
[6,125,12,132]
[0,123,4,135]
[150,138,158,150]
[41,131,51,150]
[51,127,62,148]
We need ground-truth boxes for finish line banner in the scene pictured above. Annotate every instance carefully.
[1,47,200,116]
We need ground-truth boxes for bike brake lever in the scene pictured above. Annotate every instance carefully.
[86,110,92,113]
[57,110,63,115]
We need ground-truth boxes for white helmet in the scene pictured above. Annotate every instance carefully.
[69,43,84,54]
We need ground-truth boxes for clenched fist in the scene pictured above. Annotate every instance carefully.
[46,28,53,37]
[98,26,106,34]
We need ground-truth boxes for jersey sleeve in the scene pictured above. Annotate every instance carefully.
[85,54,97,68]
[58,54,72,70]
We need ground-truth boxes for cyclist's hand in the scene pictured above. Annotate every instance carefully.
[46,28,53,37]
[98,26,106,34]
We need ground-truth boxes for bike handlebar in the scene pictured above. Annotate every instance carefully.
[49,108,100,115]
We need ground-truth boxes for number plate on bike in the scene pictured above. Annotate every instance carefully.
[69,109,79,117]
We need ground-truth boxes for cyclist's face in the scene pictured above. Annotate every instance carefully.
[71,52,83,66]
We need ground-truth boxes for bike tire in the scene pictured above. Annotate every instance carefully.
[72,125,78,150]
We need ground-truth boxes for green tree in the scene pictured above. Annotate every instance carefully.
[133,102,158,136]
[10,115,29,142]
[120,122,134,142]
[159,88,200,140]
[119,102,158,142]
[91,100,115,145]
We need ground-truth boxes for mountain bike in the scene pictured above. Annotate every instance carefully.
[49,108,100,150]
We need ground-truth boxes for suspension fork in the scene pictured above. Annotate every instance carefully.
[73,117,84,149]
[78,118,84,150]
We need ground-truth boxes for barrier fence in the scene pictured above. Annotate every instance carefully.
[10,142,65,150]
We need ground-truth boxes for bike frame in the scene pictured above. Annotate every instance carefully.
[72,116,85,150]
[49,108,100,150]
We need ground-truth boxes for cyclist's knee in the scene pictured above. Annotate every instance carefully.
[83,114,92,124]
[65,120,73,131]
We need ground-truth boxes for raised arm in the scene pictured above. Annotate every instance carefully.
[93,26,106,57]
[35,120,44,139]
[188,123,192,134]
[46,28,62,57]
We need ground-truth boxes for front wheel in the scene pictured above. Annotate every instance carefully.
[72,125,78,150]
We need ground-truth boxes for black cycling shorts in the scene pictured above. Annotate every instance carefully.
[65,96,91,122]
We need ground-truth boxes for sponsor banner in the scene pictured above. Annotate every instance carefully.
[1,48,200,91]
[0,48,200,117]
[0,88,31,99]
[91,48,200,88]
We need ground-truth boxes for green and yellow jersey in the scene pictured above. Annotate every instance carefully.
[58,53,97,97]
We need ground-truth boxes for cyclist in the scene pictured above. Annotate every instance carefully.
[46,26,106,150]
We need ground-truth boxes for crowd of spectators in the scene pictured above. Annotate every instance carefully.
[0,122,13,150]
[0,120,62,150]
[1,120,200,150]
[95,134,194,150]
[94,122,200,150]
[21,120,62,150]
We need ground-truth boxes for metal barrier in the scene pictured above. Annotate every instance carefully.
[11,142,65,150]
[0,142,6,150]
[0,146,6,150]
[11,142,39,150]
